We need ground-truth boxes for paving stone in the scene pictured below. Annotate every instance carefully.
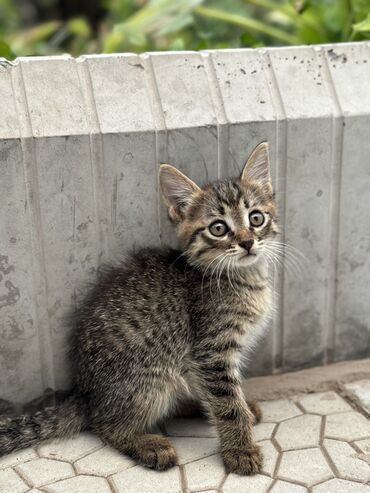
[254,422,276,442]
[298,391,352,415]
[259,399,302,423]
[275,414,321,451]
[38,433,103,462]
[260,440,278,476]
[313,478,370,492]
[270,480,307,492]
[325,412,370,441]
[223,473,271,492]
[15,458,74,487]
[354,438,370,454]
[170,436,218,464]
[165,417,217,437]
[0,468,28,493]
[111,465,182,493]
[278,448,333,487]
[75,445,135,476]
[323,438,370,483]
[44,475,112,493]
[344,380,370,414]
[184,454,225,491]
[0,447,37,470]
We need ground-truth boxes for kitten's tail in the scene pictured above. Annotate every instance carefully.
[0,393,86,455]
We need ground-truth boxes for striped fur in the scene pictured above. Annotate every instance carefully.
[0,143,278,475]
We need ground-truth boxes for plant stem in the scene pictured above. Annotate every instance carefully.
[194,5,299,44]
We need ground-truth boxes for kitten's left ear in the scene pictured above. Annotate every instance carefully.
[241,142,271,185]
[159,164,200,221]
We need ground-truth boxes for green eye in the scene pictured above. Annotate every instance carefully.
[249,211,265,227]
[209,220,229,237]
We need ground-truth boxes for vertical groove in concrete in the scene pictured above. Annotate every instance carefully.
[201,51,229,180]
[317,47,344,364]
[10,60,55,391]
[141,54,168,247]
[76,56,110,266]
[261,49,288,373]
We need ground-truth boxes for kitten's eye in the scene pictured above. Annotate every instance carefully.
[249,210,265,227]
[209,221,229,237]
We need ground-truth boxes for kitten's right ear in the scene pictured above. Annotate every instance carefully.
[159,164,200,221]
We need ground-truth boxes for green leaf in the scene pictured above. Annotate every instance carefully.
[0,40,14,59]
[353,13,370,32]
[67,18,91,39]
[170,37,186,50]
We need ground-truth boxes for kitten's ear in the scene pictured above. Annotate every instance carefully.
[159,164,200,220]
[241,142,271,185]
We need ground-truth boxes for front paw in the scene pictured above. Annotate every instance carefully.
[222,445,263,475]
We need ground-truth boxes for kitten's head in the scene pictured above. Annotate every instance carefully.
[159,142,278,270]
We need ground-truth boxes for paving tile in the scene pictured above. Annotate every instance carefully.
[344,380,370,414]
[15,458,74,487]
[254,422,276,442]
[275,414,321,451]
[323,438,370,483]
[298,391,352,415]
[313,478,370,492]
[270,480,307,492]
[75,445,135,476]
[170,436,218,464]
[0,468,28,493]
[325,412,370,441]
[278,448,333,487]
[165,417,217,437]
[354,438,370,454]
[38,433,103,462]
[184,454,225,491]
[259,399,302,423]
[112,465,181,493]
[223,473,271,492]
[260,440,278,476]
[0,447,37,470]
[44,475,112,493]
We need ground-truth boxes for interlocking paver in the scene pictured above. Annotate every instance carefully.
[323,438,370,483]
[254,422,276,442]
[325,412,370,441]
[112,465,182,493]
[43,475,112,493]
[38,432,103,462]
[15,458,74,488]
[0,468,28,493]
[259,399,302,423]
[75,445,135,476]
[270,480,307,492]
[354,438,370,454]
[170,436,219,464]
[184,454,225,491]
[312,478,370,492]
[260,440,278,476]
[278,448,333,487]
[0,448,37,470]
[275,414,321,451]
[223,473,271,492]
[344,379,370,414]
[298,391,352,415]
[165,417,217,437]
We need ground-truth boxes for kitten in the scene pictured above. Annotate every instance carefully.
[0,142,278,475]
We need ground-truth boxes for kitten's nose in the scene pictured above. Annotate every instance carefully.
[239,239,254,253]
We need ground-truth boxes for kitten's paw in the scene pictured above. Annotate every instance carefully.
[136,435,178,471]
[222,445,263,475]
[247,400,263,424]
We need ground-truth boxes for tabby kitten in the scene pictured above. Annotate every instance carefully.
[0,142,278,475]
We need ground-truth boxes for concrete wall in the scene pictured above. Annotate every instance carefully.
[1,42,370,403]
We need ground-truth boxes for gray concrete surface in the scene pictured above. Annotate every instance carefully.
[0,42,370,403]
